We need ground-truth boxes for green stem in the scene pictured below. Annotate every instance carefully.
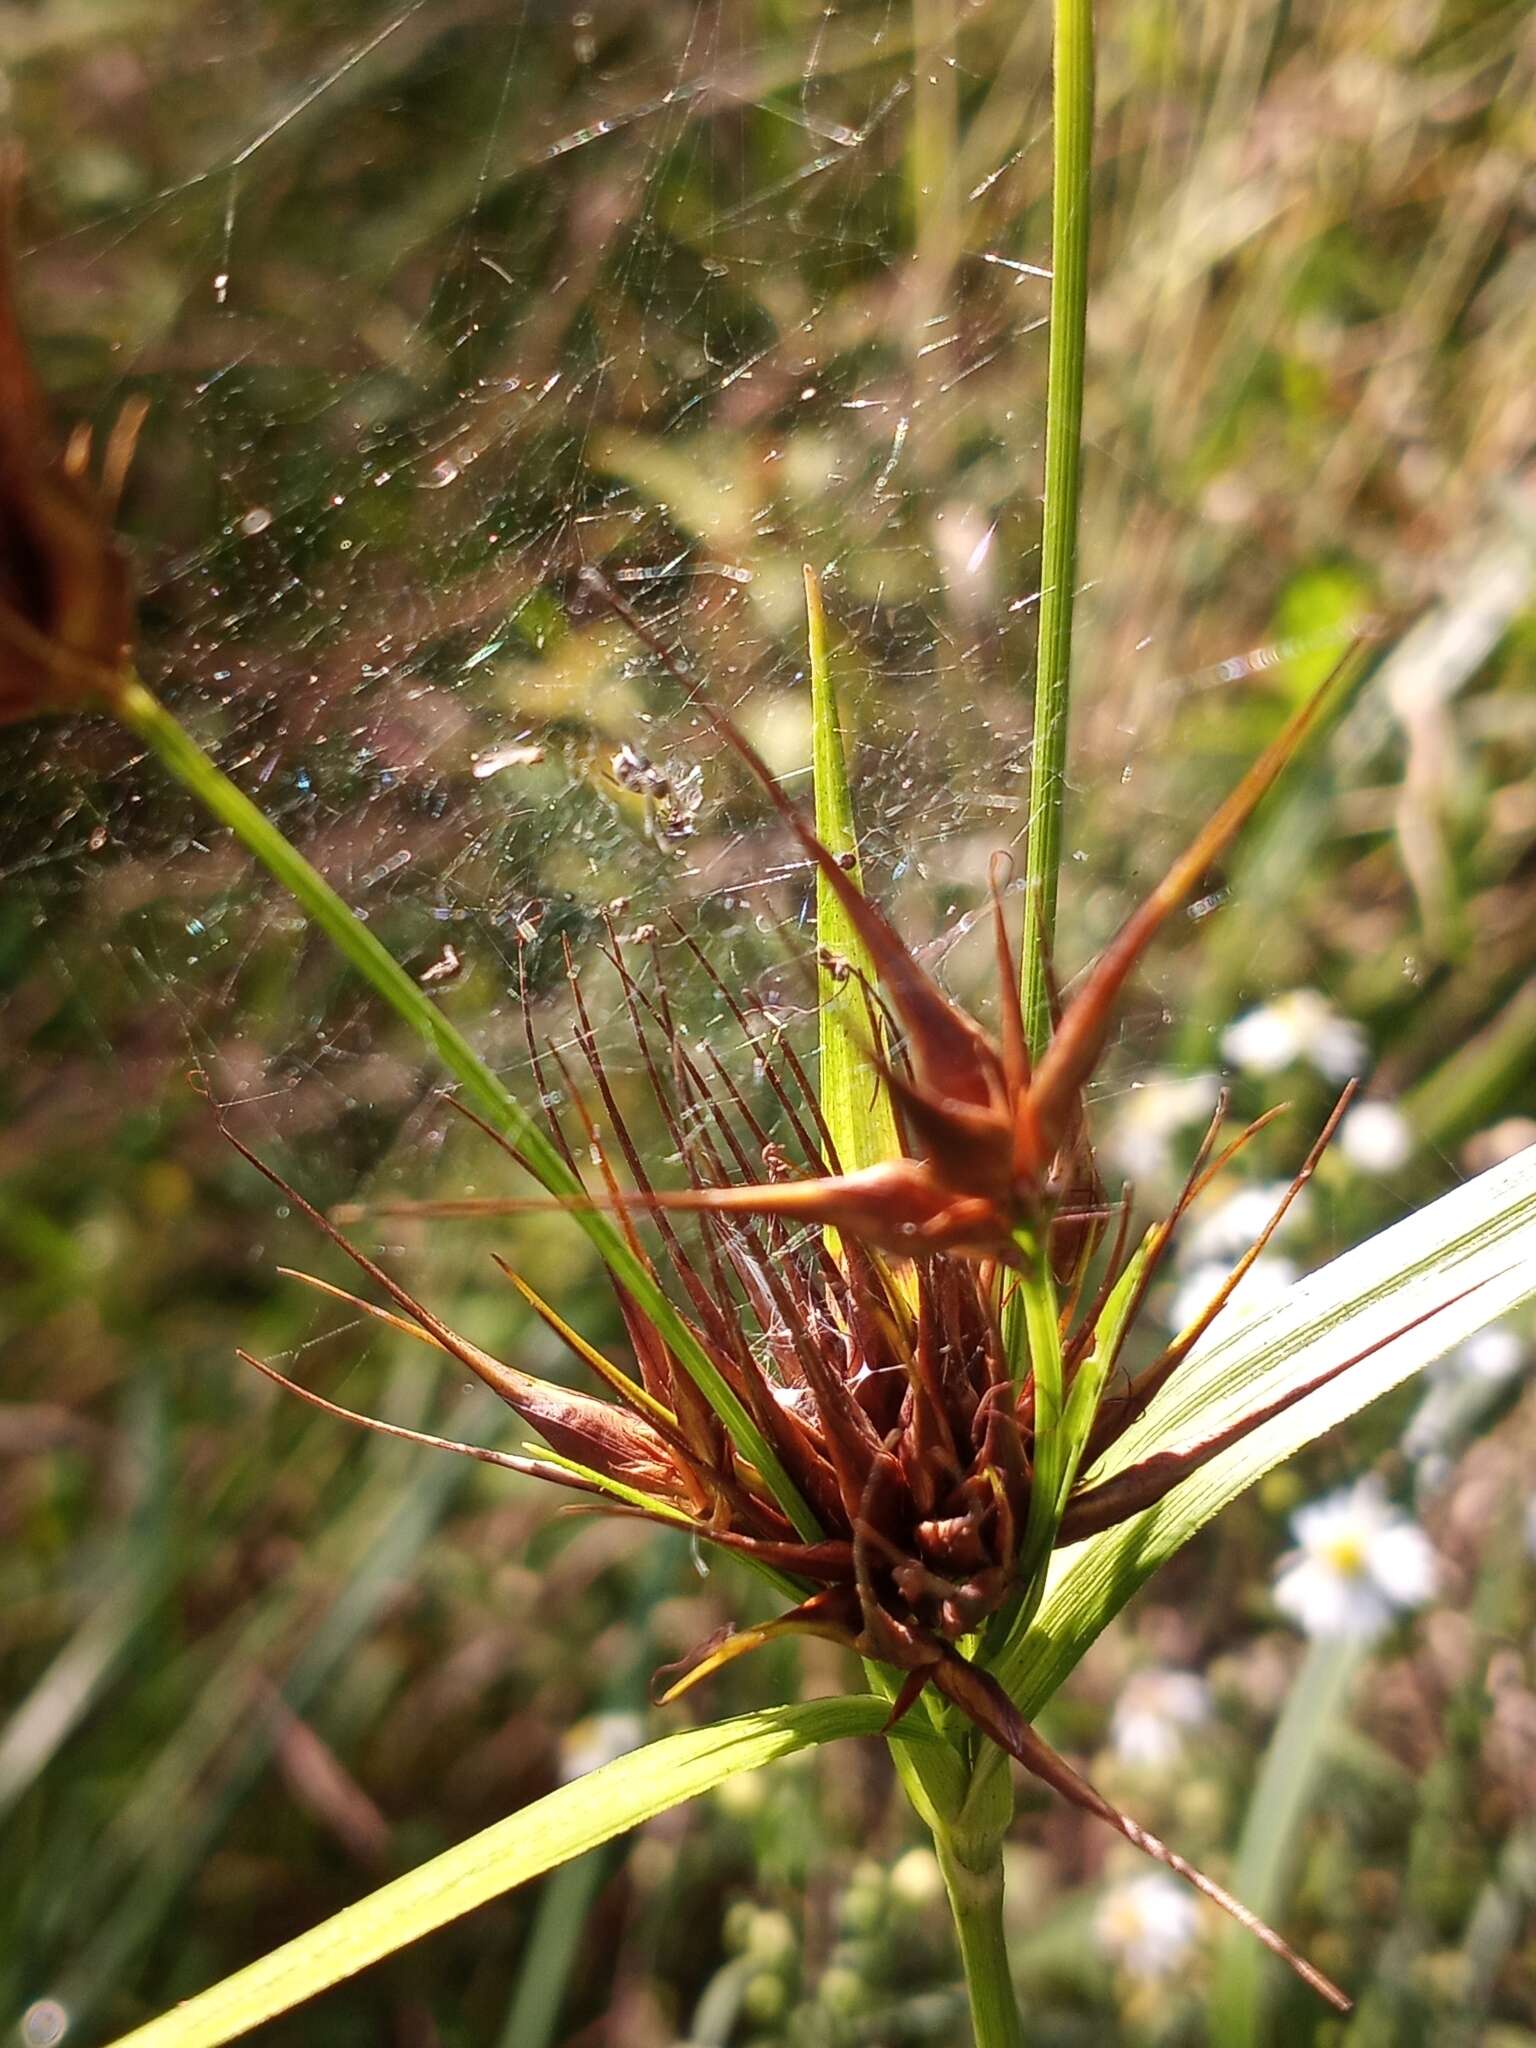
[110,674,818,1541]
[875,1662,1024,2046]
[934,1821,1025,2048]
[908,0,959,259]
[1020,0,1095,1059]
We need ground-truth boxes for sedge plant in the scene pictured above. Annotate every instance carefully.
[5,43,1536,2047]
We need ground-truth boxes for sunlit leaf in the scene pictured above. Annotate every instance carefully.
[996,1142,1536,1711]
[106,1696,935,2048]
[1055,1230,1152,1512]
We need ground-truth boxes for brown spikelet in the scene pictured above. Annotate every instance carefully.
[577,571,1365,1263]
[0,161,137,723]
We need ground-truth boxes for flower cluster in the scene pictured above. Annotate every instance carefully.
[0,195,1367,2005]
[1222,988,1365,1083]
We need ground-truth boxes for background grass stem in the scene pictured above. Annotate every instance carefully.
[1207,1635,1365,2046]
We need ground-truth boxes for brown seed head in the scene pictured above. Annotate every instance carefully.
[0,167,136,724]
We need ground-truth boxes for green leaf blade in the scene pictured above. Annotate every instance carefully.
[1056,1230,1154,1509]
[105,1696,917,2048]
[805,567,902,1187]
[998,1143,1536,1713]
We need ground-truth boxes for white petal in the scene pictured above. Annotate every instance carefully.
[1097,1875,1200,1977]
[1366,1523,1438,1609]
[558,1710,643,1782]
[1401,1381,1458,1462]
[1221,1006,1302,1075]
[1311,1017,1368,1082]
[1456,1326,1525,1382]
[1274,1554,1390,1641]
[1290,1486,1369,1554]
[1182,1183,1306,1266]
[1339,1102,1412,1174]
[1111,1709,1180,1769]
[1170,1254,1297,1336]
[1110,1670,1210,1765]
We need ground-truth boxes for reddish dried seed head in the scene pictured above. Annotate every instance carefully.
[236,917,1363,2012]
[235,499,1368,2021]
[0,184,137,724]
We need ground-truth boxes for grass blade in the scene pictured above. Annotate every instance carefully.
[805,565,902,1188]
[105,1696,925,2048]
[1207,1635,1365,2046]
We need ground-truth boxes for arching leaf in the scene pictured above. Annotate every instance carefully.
[106,1695,943,2048]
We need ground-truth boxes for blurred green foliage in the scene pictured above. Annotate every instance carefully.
[2,0,1534,2042]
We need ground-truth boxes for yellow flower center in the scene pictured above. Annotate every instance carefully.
[1102,1899,1145,1945]
[1321,1533,1367,1578]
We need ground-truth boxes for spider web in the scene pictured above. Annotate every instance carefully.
[4,3,1347,1175]
[6,8,1532,2037]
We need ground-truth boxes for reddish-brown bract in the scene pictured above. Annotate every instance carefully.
[582,577,1354,1268]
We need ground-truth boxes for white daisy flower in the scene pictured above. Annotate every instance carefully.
[1096,1873,1201,1979]
[1109,1072,1222,1182]
[1221,990,1365,1082]
[1110,1669,1212,1769]
[1169,1254,1298,1339]
[1339,1100,1413,1175]
[1272,1478,1437,1642]
[1401,1322,1527,1469]
[1455,1325,1525,1382]
[557,1710,643,1783]
[1180,1182,1307,1269]
[888,1847,945,1908]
